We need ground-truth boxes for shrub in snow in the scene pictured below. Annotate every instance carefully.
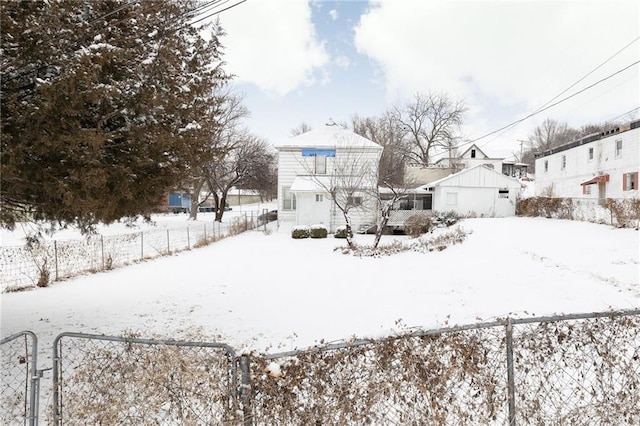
[341,226,468,257]
[334,226,350,239]
[310,224,328,239]
[291,226,310,239]
[431,210,460,227]
[403,214,433,238]
[605,198,640,229]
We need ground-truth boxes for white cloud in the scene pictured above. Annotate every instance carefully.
[354,0,640,136]
[218,0,329,96]
[335,54,351,69]
[329,9,338,21]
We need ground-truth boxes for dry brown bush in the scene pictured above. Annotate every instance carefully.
[404,214,433,237]
[605,198,640,229]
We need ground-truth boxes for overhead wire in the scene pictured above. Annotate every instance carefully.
[464,36,640,150]
[463,60,640,148]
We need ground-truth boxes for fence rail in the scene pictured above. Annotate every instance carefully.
[1,309,639,425]
[0,331,38,426]
[1,212,269,292]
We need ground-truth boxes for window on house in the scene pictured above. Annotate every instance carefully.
[588,147,594,161]
[283,187,296,210]
[498,188,509,198]
[561,155,566,170]
[315,155,326,174]
[615,140,622,157]
[346,195,363,207]
[315,194,323,202]
[471,149,476,158]
[445,192,458,206]
[544,160,548,173]
[583,185,591,195]
[623,172,638,191]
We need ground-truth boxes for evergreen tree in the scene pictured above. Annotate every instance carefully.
[1,0,228,232]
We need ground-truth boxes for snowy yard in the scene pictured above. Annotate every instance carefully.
[1,216,638,364]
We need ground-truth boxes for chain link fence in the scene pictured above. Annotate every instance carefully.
[2,309,638,425]
[0,331,38,426]
[1,212,267,292]
[51,332,239,425]
[247,324,509,425]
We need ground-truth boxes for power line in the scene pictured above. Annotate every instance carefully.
[188,0,248,26]
[468,36,640,150]
[465,60,640,146]
[531,36,640,116]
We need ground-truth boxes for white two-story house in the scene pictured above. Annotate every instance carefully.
[274,123,383,233]
[534,120,639,202]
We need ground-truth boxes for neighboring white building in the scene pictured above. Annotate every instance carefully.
[420,164,522,217]
[534,120,640,201]
[426,144,528,179]
[273,123,383,232]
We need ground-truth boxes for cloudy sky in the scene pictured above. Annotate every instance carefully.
[216,0,639,155]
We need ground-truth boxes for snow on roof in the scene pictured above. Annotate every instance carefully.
[290,176,332,192]
[274,123,382,150]
[421,164,521,188]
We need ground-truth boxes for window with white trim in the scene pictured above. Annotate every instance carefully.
[561,155,566,170]
[315,194,323,202]
[544,160,548,173]
[588,147,594,161]
[315,155,326,174]
[283,187,296,210]
[615,140,622,157]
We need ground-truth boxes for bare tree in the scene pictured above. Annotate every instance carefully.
[527,118,577,153]
[395,91,467,167]
[290,122,312,137]
[186,90,249,220]
[352,111,408,187]
[205,130,274,222]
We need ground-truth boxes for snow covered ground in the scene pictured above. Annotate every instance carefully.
[1,216,638,366]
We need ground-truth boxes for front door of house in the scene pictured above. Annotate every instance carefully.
[598,182,606,205]
[296,192,331,228]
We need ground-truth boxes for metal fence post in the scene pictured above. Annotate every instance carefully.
[187,226,191,249]
[28,333,39,426]
[140,231,144,260]
[506,318,516,426]
[54,240,59,281]
[204,224,207,242]
[240,355,253,426]
[166,229,170,254]
[101,235,105,270]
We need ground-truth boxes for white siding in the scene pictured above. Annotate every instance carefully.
[535,125,640,199]
[276,142,382,232]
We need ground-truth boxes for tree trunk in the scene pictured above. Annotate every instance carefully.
[189,179,206,220]
[373,204,392,249]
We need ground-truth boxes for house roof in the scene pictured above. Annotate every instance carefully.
[274,123,382,150]
[459,144,490,159]
[290,176,332,192]
[421,164,521,189]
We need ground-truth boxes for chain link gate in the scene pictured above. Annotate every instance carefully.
[51,332,239,425]
[1,331,39,426]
